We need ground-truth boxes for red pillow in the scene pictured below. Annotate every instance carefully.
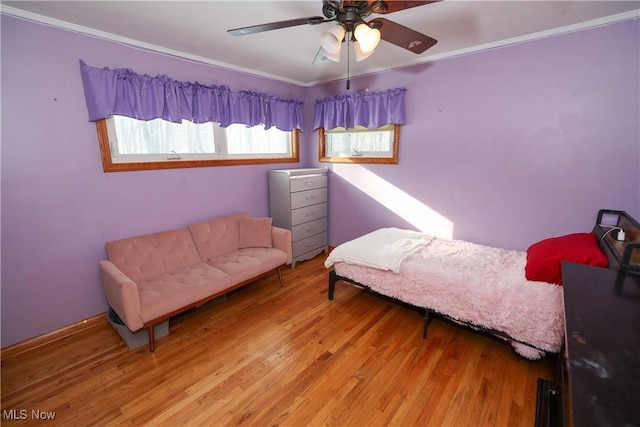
[525,232,608,285]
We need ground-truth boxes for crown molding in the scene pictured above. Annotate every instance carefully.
[3,5,638,88]
[0,5,308,86]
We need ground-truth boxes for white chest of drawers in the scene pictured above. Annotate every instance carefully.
[269,168,328,267]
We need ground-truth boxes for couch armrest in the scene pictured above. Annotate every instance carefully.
[99,260,144,332]
[271,226,293,265]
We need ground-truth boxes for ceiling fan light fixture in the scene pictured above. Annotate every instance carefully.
[353,23,381,54]
[229,1,440,74]
[353,41,374,62]
[320,25,346,54]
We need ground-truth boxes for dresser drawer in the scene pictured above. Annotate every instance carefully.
[291,203,327,226]
[292,217,328,242]
[290,175,327,193]
[293,232,328,257]
[291,188,327,209]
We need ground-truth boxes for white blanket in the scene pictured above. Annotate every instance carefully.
[324,228,434,273]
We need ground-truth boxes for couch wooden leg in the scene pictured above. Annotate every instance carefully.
[278,267,284,287]
[148,326,155,352]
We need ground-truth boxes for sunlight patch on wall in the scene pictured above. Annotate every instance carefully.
[333,164,454,238]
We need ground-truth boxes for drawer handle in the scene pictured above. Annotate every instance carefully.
[305,182,315,186]
[306,241,317,247]
[305,212,317,217]
[306,227,317,232]
[305,196,317,200]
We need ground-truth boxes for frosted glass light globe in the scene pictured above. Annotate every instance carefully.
[354,24,380,54]
[320,26,346,54]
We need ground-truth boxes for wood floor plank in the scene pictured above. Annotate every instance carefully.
[1,253,555,426]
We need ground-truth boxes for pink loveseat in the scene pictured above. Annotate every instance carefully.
[99,212,292,351]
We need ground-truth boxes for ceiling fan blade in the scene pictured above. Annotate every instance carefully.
[228,17,326,36]
[373,0,441,14]
[371,18,437,54]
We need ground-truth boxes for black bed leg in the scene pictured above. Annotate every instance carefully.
[328,270,337,300]
[423,309,430,339]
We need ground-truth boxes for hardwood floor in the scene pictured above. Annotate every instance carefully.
[1,253,555,426]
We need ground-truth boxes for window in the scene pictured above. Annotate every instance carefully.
[319,124,400,164]
[96,116,299,172]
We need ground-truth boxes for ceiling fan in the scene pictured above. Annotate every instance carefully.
[228,1,440,63]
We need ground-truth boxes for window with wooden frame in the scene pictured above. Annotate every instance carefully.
[96,116,299,172]
[80,61,302,172]
[318,124,399,164]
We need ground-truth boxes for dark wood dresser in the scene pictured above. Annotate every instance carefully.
[536,261,640,427]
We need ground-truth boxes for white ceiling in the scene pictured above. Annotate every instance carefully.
[2,1,639,86]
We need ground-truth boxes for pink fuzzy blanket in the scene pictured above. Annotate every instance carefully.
[330,233,565,360]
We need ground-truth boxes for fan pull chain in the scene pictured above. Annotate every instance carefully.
[346,31,351,90]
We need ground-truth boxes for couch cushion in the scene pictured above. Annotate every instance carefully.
[137,263,230,323]
[239,218,273,249]
[207,248,287,286]
[106,228,202,281]
[190,212,251,261]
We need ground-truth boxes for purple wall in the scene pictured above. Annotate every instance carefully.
[308,19,640,251]
[0,15,307,347]
[2,14,639,348]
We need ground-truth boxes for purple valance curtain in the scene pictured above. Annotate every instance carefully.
[313,87,407,130]
[79,60,303,131]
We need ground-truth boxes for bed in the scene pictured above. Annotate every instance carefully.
[325,210,638,360]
